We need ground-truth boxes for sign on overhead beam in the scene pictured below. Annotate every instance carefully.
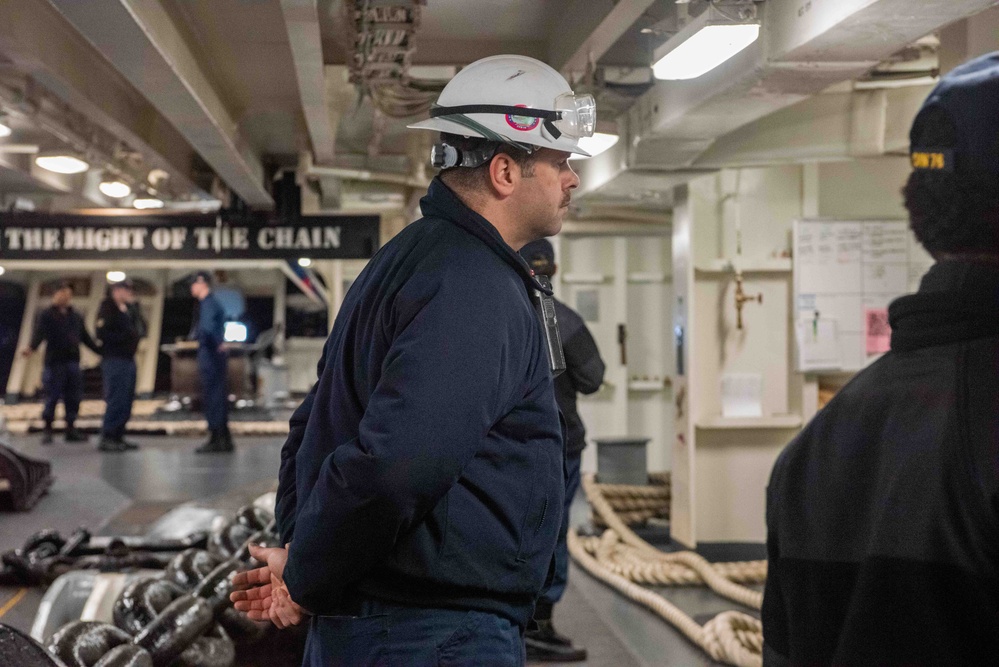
[0,212,380,260]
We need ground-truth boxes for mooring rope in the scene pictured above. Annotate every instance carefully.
[570,473,766,667]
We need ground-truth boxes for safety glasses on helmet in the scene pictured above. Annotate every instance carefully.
[430,93,596,143]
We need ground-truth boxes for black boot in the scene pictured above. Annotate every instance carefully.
[219,425,234,451]
[98,434,128,452]
[118,436,141,451]
[525,604,587,662]
[64,424,88,443]
[41,423,53,445]
[195,429,232,454]
[114,430,140,450]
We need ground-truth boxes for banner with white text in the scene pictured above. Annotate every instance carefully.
[0,212,380,260]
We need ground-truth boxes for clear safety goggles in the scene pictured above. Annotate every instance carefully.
[429,92,597,143]
[552,93,596,139]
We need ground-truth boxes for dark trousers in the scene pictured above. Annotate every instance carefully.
[197,348,228,430]
[304,597,525,667]
[540,452,582,608]
[41,361,82,427]
[101,357,136,439]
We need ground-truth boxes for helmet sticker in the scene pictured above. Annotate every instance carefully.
[506,104,540,132]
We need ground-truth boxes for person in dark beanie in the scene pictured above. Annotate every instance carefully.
[189,271,233,453]
[762,52,999,666]
[95,279,146,452]
[520,238,605,663]
[22,281,100,444]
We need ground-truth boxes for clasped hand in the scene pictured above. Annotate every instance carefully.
[229,544,307,629]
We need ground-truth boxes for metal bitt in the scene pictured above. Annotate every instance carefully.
[733,271,762,330]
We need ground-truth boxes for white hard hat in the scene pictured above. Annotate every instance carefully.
[408,54,595,165]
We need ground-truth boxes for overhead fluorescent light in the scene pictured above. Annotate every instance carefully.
[652,5,760,81]
[35,154,91,174]
[569,132,620,160]
[298,257,312,268]
[133,196,164,210]
[99,179,132,199]
[106,270,126,283]
[0,121,10,138]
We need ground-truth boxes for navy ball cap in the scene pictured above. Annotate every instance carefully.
[910,51,999,185]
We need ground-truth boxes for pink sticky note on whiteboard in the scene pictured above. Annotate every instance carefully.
[865,308,891,355]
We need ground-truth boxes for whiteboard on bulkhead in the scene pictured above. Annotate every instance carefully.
[792,219,934,373]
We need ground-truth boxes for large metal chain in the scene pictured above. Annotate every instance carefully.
[45,505,278,667]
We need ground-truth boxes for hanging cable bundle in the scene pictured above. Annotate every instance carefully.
[349,0,442,119]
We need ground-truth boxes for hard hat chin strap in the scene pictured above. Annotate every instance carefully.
[430,104,564,140]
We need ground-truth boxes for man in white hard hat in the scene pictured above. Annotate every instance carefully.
[231,55,595,666]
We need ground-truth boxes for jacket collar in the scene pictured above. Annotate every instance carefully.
[420,178,552,295]
[889,259,999,351]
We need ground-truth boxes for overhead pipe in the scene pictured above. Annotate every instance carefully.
[300,151,429,190]
[576,0,999,199]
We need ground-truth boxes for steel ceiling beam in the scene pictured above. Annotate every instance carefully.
[280,0,338,166]
[549,0,657,78]
[0,0,205,200]
[45,0,273,208]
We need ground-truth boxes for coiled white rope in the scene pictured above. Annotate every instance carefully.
[570,474,765,667]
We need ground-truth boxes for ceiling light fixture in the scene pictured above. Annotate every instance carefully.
[106,270,126,283]
[297,257,312,268]
[0,121,10,138]
[570,133,620,160]
[133,196,164,210]
[99,178,132,199]
[0,266,5,277]
[35,153,91,174]
[652,4,760,81]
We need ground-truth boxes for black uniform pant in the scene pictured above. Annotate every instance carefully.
[101,357,136,439]
[41,361,83,426]
[197,348,228,430]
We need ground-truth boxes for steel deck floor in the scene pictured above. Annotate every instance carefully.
[0,432,761,666]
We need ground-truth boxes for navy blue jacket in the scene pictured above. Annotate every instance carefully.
[30,305,100,365]
[190,293,226,353]
[96,299,146,359]
[277,179,565,626]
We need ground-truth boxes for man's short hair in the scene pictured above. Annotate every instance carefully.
[55,280,73,293]
[437,133,540,193]
[190,270,213,286]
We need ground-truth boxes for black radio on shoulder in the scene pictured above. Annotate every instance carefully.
[531,275,566,377]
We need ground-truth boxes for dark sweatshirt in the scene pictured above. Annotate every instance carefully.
[763,260,999,666]
[552,299,604,455]
[30,305,100,365]
[96,299,147,359]
[276,178,565,627]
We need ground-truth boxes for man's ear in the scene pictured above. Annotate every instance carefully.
[488,152,518,198]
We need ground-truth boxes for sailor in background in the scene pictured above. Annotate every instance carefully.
[95,279,146,452]
[520,239,605,663]
[22,281,100,444]
[762,52,999,665]
[188,271,234,453]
